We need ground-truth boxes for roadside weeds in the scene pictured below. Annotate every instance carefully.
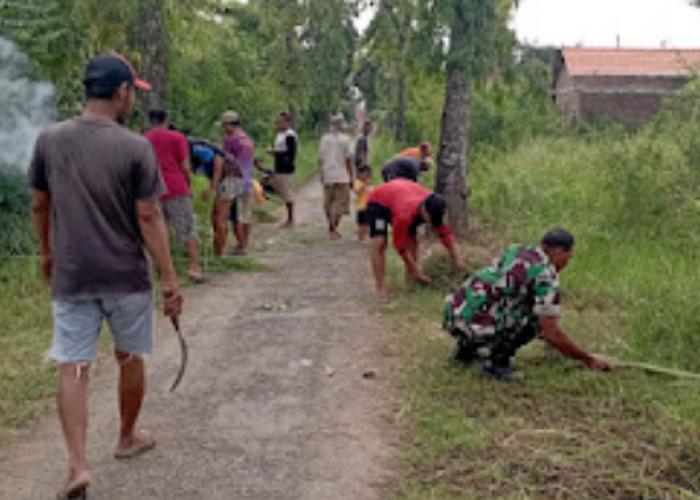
[379,230,700,500]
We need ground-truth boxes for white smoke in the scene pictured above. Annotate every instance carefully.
[0,37,55,172]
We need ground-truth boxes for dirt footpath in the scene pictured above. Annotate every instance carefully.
[0,180,397,500]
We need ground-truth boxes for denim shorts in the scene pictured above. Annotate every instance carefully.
[50,292,154,364]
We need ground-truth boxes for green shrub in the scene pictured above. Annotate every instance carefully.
[470,86,700,370]
[0,166,34,255]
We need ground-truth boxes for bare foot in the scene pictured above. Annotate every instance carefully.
[329,231,342,240]
[280,221,294,229]
[115,430,156,460]
[375,289,389,303]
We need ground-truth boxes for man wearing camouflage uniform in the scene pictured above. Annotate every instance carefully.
[444,228,611,381]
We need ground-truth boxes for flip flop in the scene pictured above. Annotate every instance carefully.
[56,472,90,500]
[114,434,156,460]
[188,272,206,284]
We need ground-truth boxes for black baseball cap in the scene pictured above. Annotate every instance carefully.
[423,194,448,227]
[83,53,151,92]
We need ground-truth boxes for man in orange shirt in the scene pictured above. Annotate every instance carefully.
[392,141,433,178]
[397,141,432,161]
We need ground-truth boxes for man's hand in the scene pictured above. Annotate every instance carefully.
[587,356,613,372]
[266,149,276,157]
[202,188,215,201]
[40,254,52,285]
[162,283,184,319]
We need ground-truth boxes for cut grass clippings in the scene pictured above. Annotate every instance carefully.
[381,231,700,500]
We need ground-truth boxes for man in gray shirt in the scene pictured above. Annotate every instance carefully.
[29,53,182,499]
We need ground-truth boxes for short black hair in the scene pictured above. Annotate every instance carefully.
[423,194,448,227]
[279,111,293,124]
[541,227,575,251]
[149,109,168,125]
[357,164,372,174]
[85,82,118,100]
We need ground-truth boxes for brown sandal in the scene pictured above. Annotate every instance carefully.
[56,472,90,500]
[114,433,156,460]
[188,272,206,284]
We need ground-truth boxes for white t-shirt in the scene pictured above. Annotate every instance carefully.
[318,131,352,185]
[274,129,297,153]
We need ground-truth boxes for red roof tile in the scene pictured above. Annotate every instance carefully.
[562,48,700,77]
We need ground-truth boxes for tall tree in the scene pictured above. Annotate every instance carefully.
[434,0,516,235]
[136,0,167,122]
[304,0,358,127]
[435,6,471,235]
[0,0,133,116]
[254,0,310,119]
[362,0,416,142]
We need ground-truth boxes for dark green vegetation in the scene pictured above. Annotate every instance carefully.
[0,0,359,137]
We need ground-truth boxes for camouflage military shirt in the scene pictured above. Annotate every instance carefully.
[444,244,561,338]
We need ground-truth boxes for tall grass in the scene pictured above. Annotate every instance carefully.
[470,88,700,370]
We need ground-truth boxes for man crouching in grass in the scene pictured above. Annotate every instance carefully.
[444,228,612,382]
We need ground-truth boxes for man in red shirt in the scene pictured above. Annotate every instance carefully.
[145,110,203,282]
[366,179,466,301]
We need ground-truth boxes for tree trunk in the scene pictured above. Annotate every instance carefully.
[435,68,469,235]
[285,31,296,116]
[137,1,167,125]
[435,14,470,237]
[395,67,406,143]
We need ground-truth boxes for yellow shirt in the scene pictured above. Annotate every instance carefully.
[354,179,372,211]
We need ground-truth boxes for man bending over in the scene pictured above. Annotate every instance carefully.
[366,178,466,301]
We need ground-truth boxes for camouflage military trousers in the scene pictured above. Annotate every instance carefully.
[449,323,540,365]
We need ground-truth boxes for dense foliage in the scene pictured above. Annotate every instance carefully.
[0,0,360,136]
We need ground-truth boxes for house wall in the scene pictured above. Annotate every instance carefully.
[553,67,581,120]
[553,71,690,127]
[579,92,664,127]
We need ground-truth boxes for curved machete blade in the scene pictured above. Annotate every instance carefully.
[170,317,188,392]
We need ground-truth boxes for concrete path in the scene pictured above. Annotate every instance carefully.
[0,180,396,500]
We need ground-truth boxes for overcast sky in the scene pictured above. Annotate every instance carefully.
[235,0,700,49]
[512,0,700,48]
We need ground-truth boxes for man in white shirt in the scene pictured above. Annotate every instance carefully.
[318,114,353,239]
[267,112,298,228]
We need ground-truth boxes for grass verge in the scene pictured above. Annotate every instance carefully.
[380,230,700,500]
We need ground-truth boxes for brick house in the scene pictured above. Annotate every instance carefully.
[552,48,700,127]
